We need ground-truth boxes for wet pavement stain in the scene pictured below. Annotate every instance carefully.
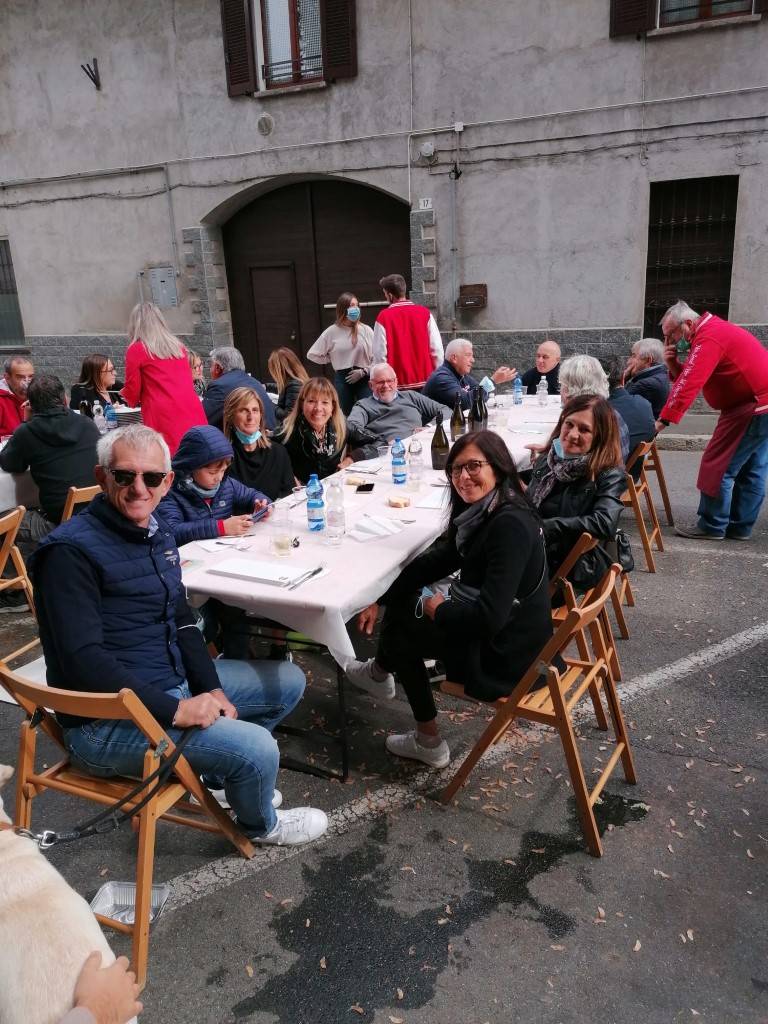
[230,793,647,1022]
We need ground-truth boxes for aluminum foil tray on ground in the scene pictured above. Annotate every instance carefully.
[90,881,171,926]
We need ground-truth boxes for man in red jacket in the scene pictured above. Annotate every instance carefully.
[373,274,443,390]
[0,354,34,436]
[655,301,768,540]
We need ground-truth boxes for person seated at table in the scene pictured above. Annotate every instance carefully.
[346,363,452,459]
[203,346,276,432]
[558,354,630,460]
[267,347,309,425]
[0,354,34,436]
[30,423,328,846]
[519,339,561,395]
[346,430,552,768]
[601,356,656,480]
[158,425,269,547]
[423,338,517,410]
[70,354,125,413]
[275,377,353,483]
[223,387,295,500]
[527,395,626,590]
[624,337,670,418]
[188,348,207,398]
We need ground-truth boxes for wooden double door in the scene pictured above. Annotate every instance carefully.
[223,180,411,379]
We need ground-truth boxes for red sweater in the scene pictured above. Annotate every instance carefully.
[375,300,435,388]
[660,314,768,424]
[0,388,26,436]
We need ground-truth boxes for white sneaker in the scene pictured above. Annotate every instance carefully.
[385,730,450,769]
[253,807,329,846]
[193,788,282,810]
[345,659,396,699]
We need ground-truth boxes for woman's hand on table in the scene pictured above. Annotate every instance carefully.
[339,456,355,470]
[423,593,445,619]
[357,602,380,635]
[223,514,253,536]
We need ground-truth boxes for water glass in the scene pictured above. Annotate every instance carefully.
[407,439,424,491]
[269,504,293,557]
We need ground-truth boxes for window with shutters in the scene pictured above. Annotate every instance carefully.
[220,0,357,96]
[643,176,739,337]
[610,0,764,35]
[0,241,25,346]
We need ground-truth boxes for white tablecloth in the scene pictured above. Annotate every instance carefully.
[0,467,39,513]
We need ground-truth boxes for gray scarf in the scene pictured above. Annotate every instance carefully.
[454,488,500,555]
[527,445,591,508]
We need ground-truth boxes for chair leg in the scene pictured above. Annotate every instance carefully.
[649,445,674,526]
[641,477,664,552]
[610,585,630,640]
[623,572,635,608]
[336,663,349,781]
[551,686,603,857]
[597,609,622,681]
[9,546,35,616]
[132,762,159,991]
[439,704,519,804]
[600,668,638,786]
[15,720,36,829]
[630,484,656,573]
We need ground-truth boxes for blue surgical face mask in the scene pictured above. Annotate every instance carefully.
[553,437,582,460]
[235,428,262,446]
[185,476,220,499]
[346,306,361,322]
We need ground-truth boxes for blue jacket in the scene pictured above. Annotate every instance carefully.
[423,361,478,410]
[203,368,276,431]
[609,387,656,478]
[625,363,670,419]
[30,494,220,728]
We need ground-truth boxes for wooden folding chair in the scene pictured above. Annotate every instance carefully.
[644,439,674,526]
[623,442,664,573]
[60,484,101,522]
[0,667,255,989]
[439,566,637,857]
[0,506,37,661]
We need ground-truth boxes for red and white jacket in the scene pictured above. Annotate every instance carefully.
[373,300,444,389]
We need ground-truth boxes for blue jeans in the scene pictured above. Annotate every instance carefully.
[62,659,305,837]
[334,369,371,416]
[698,413,768,537]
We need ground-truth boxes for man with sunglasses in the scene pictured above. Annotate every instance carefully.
[30,424,328,846]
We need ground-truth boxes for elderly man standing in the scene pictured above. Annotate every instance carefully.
[373,274,444,391]
[203,347,275,432]
[0,354,34,435]
[423,338,517,409]
[624,338,670,418]
[655,300,768,541]
[519,340,561,395]
[30,424,327,845]
[347,363,451,456]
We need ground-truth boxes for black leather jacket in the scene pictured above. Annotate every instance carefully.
[530,456,627,577]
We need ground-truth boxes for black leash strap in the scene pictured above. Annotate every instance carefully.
[15,724,199,851]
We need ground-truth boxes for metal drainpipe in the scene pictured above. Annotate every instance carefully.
[449,125,463,334]
[163,164,181,278]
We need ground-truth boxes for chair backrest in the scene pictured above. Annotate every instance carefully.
[60,484,101,523]
[625,441,653,476]
[549,531,598,602]
[0,506,24,577]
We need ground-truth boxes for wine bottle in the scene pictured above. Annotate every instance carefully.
[478,385,489,429]
[468,387,483,433]
[450,391,465,441]
[431,413,450,470]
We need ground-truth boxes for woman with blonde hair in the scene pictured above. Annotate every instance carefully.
[121,302,206,453]
[188,349,206,397]
[307,292,374,414]
[223,386,294,499]
[276,377,353,482]
[267,347,309,424]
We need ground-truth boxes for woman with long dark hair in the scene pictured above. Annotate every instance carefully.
[527,394,626,587]
[307,292,374,414]
[346,430,552,768]
[70,354,124,412]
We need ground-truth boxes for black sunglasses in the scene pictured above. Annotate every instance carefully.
[109,468,168,489]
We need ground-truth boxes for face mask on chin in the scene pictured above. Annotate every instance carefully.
[186,476,220,499]
[235,428,262,445]
[553,437,583,460]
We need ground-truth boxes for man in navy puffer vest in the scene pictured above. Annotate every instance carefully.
[30,424,327,846]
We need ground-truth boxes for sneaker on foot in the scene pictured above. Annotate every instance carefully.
[345,659,395,699]
[385,730,450,769]
[192,787,282,810]
[674,522,724,540]
[252,807,328,846]
[725,531,750,541]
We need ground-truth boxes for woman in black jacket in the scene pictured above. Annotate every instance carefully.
[222,386,295,500]
[346,430,552,769]
[267,348,309,424]
[275,377,353,482]
[70,353,125,412]
[527,394,626,587]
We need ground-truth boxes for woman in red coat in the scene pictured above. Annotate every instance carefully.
[121,302,206,454]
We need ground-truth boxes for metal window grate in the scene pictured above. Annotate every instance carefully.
[0,241,25,345]
[659,0,752,26]
[261,0,322,86]
[643,176,739,337]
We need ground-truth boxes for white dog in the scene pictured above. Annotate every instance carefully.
[0,764,129,1024]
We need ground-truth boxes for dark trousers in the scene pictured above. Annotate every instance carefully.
[333,369,371,416]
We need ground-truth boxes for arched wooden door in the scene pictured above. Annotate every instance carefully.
[223,180,411,379]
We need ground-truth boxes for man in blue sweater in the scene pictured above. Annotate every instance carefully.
[30,424,326,846]
[203,346,275,431]
[423,338,517,410]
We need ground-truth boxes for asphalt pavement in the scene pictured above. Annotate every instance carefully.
[0,448,765,1024]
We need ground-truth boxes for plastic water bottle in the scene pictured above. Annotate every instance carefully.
[391,438,407,486]
[325,478,345,545]
[536,376,549,407]
[92,401,108,435]
[513,377,523,406]
[306,474,325,532]
[104,402,118,431]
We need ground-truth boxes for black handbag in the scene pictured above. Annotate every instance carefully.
[570,529,634,590]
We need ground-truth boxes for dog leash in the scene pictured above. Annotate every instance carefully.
[9,716,199,851]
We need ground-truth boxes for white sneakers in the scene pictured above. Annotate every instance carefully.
[254,807,329,846]
[385,730,451,769]
[345,658,396,699]
[192,787,283,810]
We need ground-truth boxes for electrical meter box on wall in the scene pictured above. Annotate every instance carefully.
[148,266,178,308]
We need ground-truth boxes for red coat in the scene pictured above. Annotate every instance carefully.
[0,388,26,436]
[121,340,207,455]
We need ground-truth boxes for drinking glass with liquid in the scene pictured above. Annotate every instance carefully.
[269,504,293,557]
[407,438,424,491]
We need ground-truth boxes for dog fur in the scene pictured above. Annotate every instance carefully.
[0,764,125,1024]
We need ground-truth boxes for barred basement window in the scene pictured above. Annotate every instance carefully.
[0,241,25,345]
